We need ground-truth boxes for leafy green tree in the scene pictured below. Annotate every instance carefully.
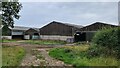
[1,0,22,28]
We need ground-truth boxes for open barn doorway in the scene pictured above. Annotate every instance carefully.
[74,32,86,42]
[12,35,24,40]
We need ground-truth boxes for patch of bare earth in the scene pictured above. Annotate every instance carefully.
[20,46,70,66]
[37,48,66,66]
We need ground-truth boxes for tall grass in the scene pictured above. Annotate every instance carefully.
[49,45,119,67]
[2,46,25,66]
[73,57,119,67]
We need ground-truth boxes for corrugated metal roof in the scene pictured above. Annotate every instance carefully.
[79,22,119,31]
[51,21,83,29]
[28,28,40,32]
[11,26,30,31]
[63,23,83,29]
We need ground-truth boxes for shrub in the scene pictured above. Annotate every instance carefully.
[86,45,117,58]
[92,27,120,58]
[92,27,119,48]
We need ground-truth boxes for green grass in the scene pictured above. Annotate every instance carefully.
[2,46,25,66]
[2,39,17,43]
[73,57,119,67]
[23,40,66,45]
[49,45,120,67]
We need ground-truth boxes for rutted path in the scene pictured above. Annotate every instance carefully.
[3,42,72,66]
[37,48,66,66]
[20,45,42,66]
[20,45,70,66]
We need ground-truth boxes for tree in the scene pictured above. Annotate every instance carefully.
[1,0,22,28]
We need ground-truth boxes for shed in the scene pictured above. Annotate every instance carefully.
[24,28,40,39]
[11,26,30,39]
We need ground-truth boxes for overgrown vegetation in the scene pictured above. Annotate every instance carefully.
[49,27,120,67]
[23,40,66,45]
[92,27,120,59]
[2,26,11,36]
[49,45,119,67]
[2,46,25,66]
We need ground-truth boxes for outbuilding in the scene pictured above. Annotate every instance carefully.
[40,21,83,41]
[74,22,118,42]
[24,28,40,40]
[11,26,30,39]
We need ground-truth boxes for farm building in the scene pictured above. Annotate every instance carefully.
[2,26,40,40]
[74,22,119,42]
[11,26,30,39]
[24,28,40,39]
[2,21,119,41]
[40,21,83,41]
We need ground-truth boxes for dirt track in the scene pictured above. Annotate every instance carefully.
[2,41,72,67]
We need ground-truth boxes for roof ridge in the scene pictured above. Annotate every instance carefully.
[51,21,83,28]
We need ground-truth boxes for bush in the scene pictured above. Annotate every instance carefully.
[92,27,119,48]
[86,45,117,58]
[92,27,120,58]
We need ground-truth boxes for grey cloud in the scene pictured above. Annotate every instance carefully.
[15,2,118,27]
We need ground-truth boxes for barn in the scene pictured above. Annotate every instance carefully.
[2,25,40,40]
[24,28,40,40]
[11,26,30,39]
[40,21,83,41]
[74,22,118,42]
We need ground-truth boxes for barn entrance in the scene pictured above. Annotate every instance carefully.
[24,33,39,40]
[12,35,24,39]
[24,28,40,40]
[74,32,86,42]
[32,33,39,39]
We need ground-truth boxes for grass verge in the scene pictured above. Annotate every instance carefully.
[23,40,66,45]
[2,39,17,43]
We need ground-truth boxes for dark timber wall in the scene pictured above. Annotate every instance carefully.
[74,22,118,42]
[79,22,118,31]
[40,21,81,36]
[25,28,39,35]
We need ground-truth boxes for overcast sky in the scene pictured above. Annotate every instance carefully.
[15,1,119,28]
